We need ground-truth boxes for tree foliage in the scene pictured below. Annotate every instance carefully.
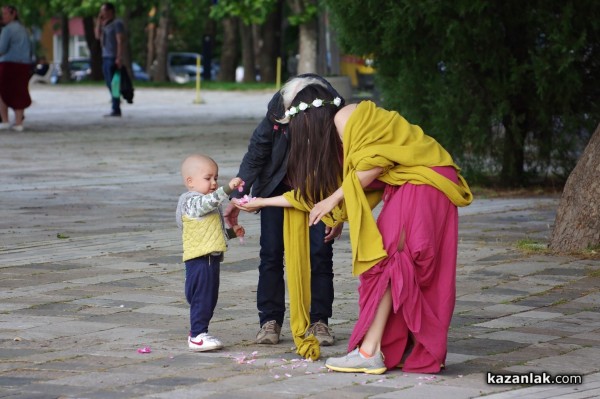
[209,0,277,25]
[326,0,600,186]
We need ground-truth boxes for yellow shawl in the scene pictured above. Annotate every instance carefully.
[282,101,473,360]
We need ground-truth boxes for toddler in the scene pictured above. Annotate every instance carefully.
[176,154,244,351]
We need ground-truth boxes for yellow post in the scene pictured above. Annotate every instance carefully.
[193,55,204,104]
[276,57,281,90]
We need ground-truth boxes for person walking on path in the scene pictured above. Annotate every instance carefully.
[177,154,245,352]
[95,2,124,117]
[235,82,473,371]
[223,75,345,349]
[0,5,32,132]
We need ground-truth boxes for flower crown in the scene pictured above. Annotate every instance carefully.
[285,97,342,119]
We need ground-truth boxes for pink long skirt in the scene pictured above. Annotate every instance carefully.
[347,166,459,373]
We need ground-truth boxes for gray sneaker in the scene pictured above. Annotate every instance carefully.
[256,320,281,344]
[325,348,387,375]
[306,321,335,346]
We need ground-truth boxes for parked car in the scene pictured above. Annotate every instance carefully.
[68,58,92,81]
[132,62,149,81]
[167,52,219,83]
[167,52,201,83]
[51,59,149,82]
[49,58,90,83]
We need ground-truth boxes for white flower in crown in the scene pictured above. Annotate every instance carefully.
[333,97,342,107]
[312,99,324,107]
[298,102,309,111]
[288,106,298,116]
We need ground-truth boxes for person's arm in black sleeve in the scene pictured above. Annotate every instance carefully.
[231,92,282,199]
[232,117,274,199]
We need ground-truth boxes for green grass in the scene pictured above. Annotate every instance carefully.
[516,239,548,253]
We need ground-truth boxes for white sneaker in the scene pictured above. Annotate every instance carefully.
[0,122,10,130]
[12,125,24,132]
[188,333,223,352]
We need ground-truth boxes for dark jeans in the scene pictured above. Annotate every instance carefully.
[257,183,334,327]
[185,255,221,336]
[102,57,121,114]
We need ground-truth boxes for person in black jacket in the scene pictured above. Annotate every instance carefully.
[224,74,345,346]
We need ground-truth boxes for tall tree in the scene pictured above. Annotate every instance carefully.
[287,0,318,74]
[146,7,157,74]
[152,0,170,82]
[239,20,255,83]
[82,15,102,81]
[256,1,282,82]
[59,13,70,83]
[217,17,238,82]
[210,0,278,82]
[326,1,600,186]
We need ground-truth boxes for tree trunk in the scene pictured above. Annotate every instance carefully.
[550,123,600,253]
[59,14,70,83]
[218,17,238,82]
[202,18,216,81]
[121,6,134,83]
[152,0,170,82]
[146,20,156,77]
[297,21,317,74]
[239,20,255,83]
[287,0,317,75]
[501,112,526,185]
[255,7,280,83]
[83,16,102,81]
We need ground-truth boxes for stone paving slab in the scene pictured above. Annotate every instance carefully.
[0,86,599,398]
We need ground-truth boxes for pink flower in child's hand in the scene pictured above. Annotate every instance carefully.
[237,180,245,192]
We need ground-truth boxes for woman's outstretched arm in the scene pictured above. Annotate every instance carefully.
[233,195,292,213]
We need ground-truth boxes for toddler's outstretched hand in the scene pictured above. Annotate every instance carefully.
[229,177,244,192]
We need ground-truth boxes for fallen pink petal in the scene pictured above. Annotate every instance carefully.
[137,346,151,354]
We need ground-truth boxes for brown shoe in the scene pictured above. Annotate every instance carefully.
[306,320,335,346]
[256,320,281,344]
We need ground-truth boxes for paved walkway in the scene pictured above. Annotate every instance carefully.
[0,85,599,398]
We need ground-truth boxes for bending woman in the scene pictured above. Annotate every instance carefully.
[235,83,473,374]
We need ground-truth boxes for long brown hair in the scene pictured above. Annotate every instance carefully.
[287,85,342,206]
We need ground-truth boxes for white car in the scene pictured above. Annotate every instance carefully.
[167,52,201,83]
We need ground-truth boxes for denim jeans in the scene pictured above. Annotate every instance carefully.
[257,182,334,327]
[102,57,121,114]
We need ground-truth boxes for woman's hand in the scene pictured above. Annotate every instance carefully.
[309,194,340,226]
[233,197,266,213]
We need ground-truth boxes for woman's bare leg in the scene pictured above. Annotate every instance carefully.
[0,97,9,123]
[14,109,24,126]
[359,285,392,356]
